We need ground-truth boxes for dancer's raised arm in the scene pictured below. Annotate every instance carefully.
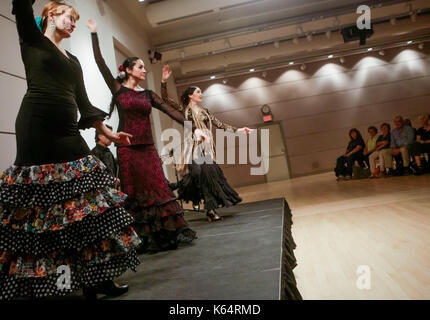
[87,19,121,95]
[12,0,42,44]
[149,90,185,125]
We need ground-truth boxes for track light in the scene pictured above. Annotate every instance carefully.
[289,61,294,65]
[300,64,306,71]
[210,76,216,80]
[249,68,255,72]
[367,48,373,51]
[222,79,228,84]
[328,54,334,59]
[418,43,424,50]
[379,50,385,56]
[339,57,345,64]
[407,40,413,45]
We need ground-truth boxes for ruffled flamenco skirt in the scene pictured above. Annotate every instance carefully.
[0,155,141,300]
[117,144,196,253]
[177,162,242,212]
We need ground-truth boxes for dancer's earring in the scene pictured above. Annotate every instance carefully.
[50,20,56,31]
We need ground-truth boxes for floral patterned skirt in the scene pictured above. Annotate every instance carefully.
[117,144,196,252]
[0,155,141,300]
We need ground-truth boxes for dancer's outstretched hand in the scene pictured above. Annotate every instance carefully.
[237,127,254,134]
[112,132,133,146]
[162,65,172,83]
[86,19,98,33]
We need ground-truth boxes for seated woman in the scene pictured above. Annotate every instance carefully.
[363,126,379,167]
[410,114,430,175]
[334,128,365,180]
[369,123,392,178]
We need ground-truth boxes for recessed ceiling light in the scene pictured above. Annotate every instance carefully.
[138,0,145,2]
[367,48,373,51]
[407,40,413,44]
[289,61,294,65]
[328,54,334,58]
[210,76,216,79]
[249,68,255,72]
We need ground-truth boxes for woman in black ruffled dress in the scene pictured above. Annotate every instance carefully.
[0,0,140,300]
[161,66,252,221]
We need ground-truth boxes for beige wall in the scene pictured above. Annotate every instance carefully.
[178,45,430,184]
[0,0,180,179]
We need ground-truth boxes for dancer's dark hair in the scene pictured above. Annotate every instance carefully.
[108,57,140,118]
[181,86,198,107]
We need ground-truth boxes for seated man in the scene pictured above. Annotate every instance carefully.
[390,115,415,175]
[92,124,119,179]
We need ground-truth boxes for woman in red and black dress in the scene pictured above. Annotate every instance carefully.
[86,20,196,253]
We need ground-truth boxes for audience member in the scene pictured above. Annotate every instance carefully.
[390,115,415,175]
[334,128,365,181]
[369,123,392,178]
[410,114,430,175]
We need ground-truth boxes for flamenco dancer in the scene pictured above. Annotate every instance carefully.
[86,20,196,252]
[0,0,141,300]
[161,66,252,222]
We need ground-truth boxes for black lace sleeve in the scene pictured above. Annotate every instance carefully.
[149,90,185,125]
[12,0,43,45]
[72,55,108,129]
[91,32,121,95]
[161,82,184,112]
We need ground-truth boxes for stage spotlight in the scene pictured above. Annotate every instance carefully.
[300,64,306,71]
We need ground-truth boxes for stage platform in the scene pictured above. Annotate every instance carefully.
[113,198,301,300]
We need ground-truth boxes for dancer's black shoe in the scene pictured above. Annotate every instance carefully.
[83,281,128,300]
[206,210,223,222]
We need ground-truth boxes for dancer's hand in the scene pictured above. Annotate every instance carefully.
[237,127,253,134]
[86,19,98,33]
[162,65,172,83]
[111,132,133,146]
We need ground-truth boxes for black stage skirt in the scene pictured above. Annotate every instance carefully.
[177,162,242,212]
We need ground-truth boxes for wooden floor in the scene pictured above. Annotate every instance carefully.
[234,172,430,300]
